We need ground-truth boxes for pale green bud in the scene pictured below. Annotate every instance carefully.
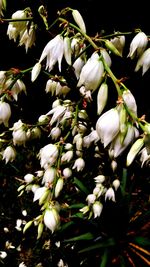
[23,220,33,233]
[37,222,44,239]
[126,138,144,166]
[55,178,64,198]
[31,62,41,82]
[104,40,122,57]
[64,36,72,65]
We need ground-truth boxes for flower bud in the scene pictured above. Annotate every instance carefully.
[24,173,35,183]
[86,194,96,205]
[127,31,148,59]
[97,82,108,115]
[112,179,120,190]
[122,89,137,116]
[37,222,44,239]
[55,178,64,198]
[31,62,41,82]
[63,168,72,178]
[72,9,86,33]
[126,138,144,166]
[64,36,72,65]
[104,40,122,57]
[110,34,125,56]
[73,56,85,79]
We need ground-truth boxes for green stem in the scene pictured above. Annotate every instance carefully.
[1,17,33,22]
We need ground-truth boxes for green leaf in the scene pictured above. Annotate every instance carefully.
[100,249,109,267]
[133,236,150,246]
[73,177,89,194]
[69,203,85,209]
[64,232,94,242]
[59,221,74,232]
[79,238,115,253]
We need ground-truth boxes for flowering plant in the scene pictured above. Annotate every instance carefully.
[0,2,150,266]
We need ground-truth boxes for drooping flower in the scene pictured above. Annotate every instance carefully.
[135,48,150,75]
[110,34,125,56]
[97,82,108,115]
[0,100,11,127]
[39,144,59,169]
[19,22,36,52]
[122,89,137,116]
[44,207,60,233]
[92,201,103,218]
[39,34,64,72]
[72,9,86,33]
[2,146,16,164]
[72,157,85,171]
[127,31,148,59]
[77,52,104,92]
[105,187,115,202]
[96,108,120,147]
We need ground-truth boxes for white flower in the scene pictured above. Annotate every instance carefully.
[61,150,73,163]
[13,128,27,146]
[96,108,120,147]
[39,144,59,169]
[0,251,7,259]
[94,175,105,184]
[135,48,150,75]
[77,52,104,91]
[100,49,112,67]
[33,186,48,202]
[39,34,64,72]
[86,194,96,205]
[139,147,150,167]
[92,201,103,218]
[42,167,56,186]
[19,22,36,52]
[44,208,60,233]
[105,187,115,202]
[57,259,68,267]
[50,127,61,140]
[47,105,66,126]
[127,31,148,59]
[2,146,16,164]
[19,262,27,267]
[122,89,137,116]
[4,78,26,101]
[0,101,11,127]
[63,36,72,65]
[72,157,85,171]
[112,179,120,191]
[110,34,125,56]
[73,56,85,79]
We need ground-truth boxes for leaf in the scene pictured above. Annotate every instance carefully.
[73,177,89,194]
[69,203,85,209]
[79,238,115,253]
[100,249,109,267]
[64,232,94,242]
[133,236,150,247]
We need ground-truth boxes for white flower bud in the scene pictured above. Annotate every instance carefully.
[42,167,56,185]
[112,179,120,191]
[0,251,7,259]
[33,186,48,202]
[73,56,85,79]
[94,175,105,184]
[13,128,27,146]
[63,168,72,178]
[100,49,112,67]
[55,178,64,198]
[31,62,41,82]
[72,9,86,33]
[122,89,137,116]
[0,101,11,127]
[97,82,108,115]
[64,36,72,65]
[38,114,49,123]
[24,173,34,183]
[96,108,120,147]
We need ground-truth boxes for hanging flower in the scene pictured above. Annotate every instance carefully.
[127,31,148,59]
[39,34,64,72]
[39,144,59,169]
[2,146,16,164]
[0,100,11,127]
[44,207,60,233]
[135,48,150,75]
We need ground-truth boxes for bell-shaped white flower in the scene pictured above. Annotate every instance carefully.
[61,150,74,163]
[105,187,115,202]
[0,101,11,127]
[44,207,60,233]
[2,146,16,164]
[19,22,36,52]
[139,147,150,167]
[86,194,96,205]
[77,52,104,91]
[39,34,64,72]
[135,48,150,75]
[50,126,61,140]
[127,31,148,59]
[42,167,56,186]
[12,128,27,146]
[72,9,86,33]
[39,144,59,169]
[92,201,103,218]
[72,157,85,171]
[62,168,72,178]
[96,108,120,147]
[4,78,26,101]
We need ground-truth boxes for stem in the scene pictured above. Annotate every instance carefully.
[1,17,33,22]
